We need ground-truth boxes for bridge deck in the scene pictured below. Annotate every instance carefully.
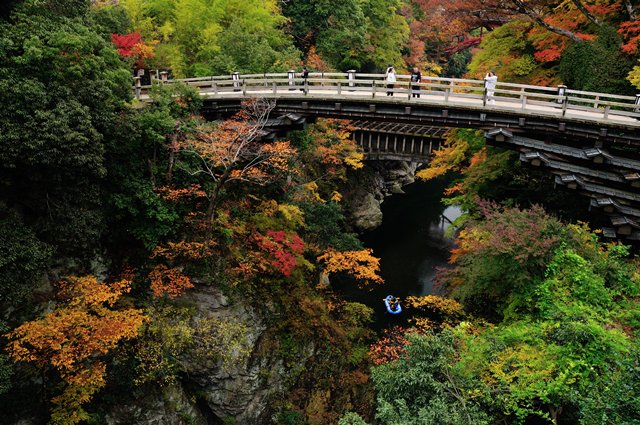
[137,73,640,132]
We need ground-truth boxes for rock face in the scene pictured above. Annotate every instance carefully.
[105,385,207,425]
[105,285,310,425]
[344,161,418,231]
[183,287,294,424]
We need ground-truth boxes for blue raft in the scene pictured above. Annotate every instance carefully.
[384,295,402,315]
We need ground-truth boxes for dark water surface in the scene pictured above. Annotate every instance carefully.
[335,177,461,329]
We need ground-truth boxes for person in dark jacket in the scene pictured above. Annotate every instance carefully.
[410,66,422,98]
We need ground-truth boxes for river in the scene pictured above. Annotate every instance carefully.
[336,176,462,329]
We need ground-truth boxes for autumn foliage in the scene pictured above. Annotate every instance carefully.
[405,295,466,331]
[307,119,363,173]
[148,265,195,298]
[181,102,298,218]
[5,276,146,424]
[253,230,306,277]
[368,326,411,365]
[111,32,155,68]
[317,249,384,286]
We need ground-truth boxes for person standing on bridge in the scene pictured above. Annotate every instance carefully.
[411,66,422,98]
[301,66,309,94]
[385,65,396,96]
[484,70,498,105]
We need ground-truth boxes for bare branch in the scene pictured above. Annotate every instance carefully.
[570,0,601,26]
[510,0,584,43]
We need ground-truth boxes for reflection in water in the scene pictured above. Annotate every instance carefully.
[334,177,461,329]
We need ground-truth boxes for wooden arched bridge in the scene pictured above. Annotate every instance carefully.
[137,73,640,239]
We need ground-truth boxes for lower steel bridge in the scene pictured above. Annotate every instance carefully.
[137,72,640,240]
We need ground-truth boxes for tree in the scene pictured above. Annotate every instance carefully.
[0,0,132,256]
[440,202,565,319]
[371,331,490,425]
[560,25,635,94]
[121,0,300,76]
[5,276,146,424]
[180,100,298,219]
[0,211,52,309]
[317,249,384,286]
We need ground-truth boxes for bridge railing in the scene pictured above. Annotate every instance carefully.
[137,72,640,124]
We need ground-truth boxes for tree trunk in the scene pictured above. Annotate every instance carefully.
[166,133,177,182]
[624,0,637,20]
[549,405,563,425]
[207,169,232,220]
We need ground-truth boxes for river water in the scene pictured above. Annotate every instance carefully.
[336,177,461,329]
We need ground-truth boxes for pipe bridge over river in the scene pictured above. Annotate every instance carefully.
[138,73,640,240]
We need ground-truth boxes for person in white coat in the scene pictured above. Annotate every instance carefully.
[484,70,498,105]
[385,65,396,96]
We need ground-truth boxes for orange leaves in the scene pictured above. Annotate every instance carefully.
[148,265,195,298]
[5,276,146,424]
[369,326,410,365]
[155,184,207,202]
[183,110,298,193]
[619,20,640,54]
[307,119,363,173]
[317,249,384,286]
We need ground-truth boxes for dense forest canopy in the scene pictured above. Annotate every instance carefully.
[0,0,639,424]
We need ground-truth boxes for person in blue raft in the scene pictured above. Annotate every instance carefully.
[384,295,402,314]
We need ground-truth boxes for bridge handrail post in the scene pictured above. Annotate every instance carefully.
[304,78,308,95]
[288,69,295,91]
[272,81,277,94]
[160,71,168,82]
[134,76,141,100]
[337,81,341,95]
[603,105,610,119]
[521,94,527,111]
[407,81,411,101]
[232,71,240,91]
[483,85,487,107]
[242,79,246,97]
[446,80,454,102]
[347,69,356,88]
[557,84,567,104]
[213,80,218,95]
[372,80,376,98]
[594,95,600,109]
[635,94,640,113]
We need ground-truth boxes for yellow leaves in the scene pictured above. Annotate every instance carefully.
[344,151,364,170]
[5,275,147,424]
[406,295,465,316]
[150,240,216,262]
[317,249,384,286]
[405,295,466,332]
[628,64,640,89]
[416,130,471,181]
[330,191,343,202]
[277,204,305,228]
